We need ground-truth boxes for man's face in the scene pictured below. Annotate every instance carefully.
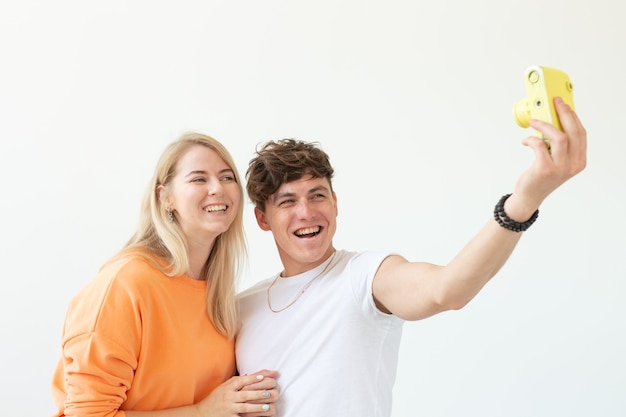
[254,174,338,276]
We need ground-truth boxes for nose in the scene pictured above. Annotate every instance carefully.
[207,178,224,196]
[296,199,314,218]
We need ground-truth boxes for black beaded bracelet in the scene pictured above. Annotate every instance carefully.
[493,193,539,232]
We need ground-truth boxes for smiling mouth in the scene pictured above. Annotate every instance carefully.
[295,226,321,238]
[204,205,227,213]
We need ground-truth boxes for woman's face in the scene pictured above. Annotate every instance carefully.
[167,144,241,248]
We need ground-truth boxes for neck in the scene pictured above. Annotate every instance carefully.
[186,240,215,281]
[280,247,337,277]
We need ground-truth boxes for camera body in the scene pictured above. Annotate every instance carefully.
[513,65,575,144]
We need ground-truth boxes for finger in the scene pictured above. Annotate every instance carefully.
[240,370,279,391]
[554,96,584,134]
[553,96,587,166]
[245,388,280,404]
[253,369,279,378]
[242,377,277,391]
[529,116,561,144]
[522,134,552,163]
[233,374,268,391]
[239,402,275,416]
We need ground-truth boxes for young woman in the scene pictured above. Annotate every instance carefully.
[52,132,278,417]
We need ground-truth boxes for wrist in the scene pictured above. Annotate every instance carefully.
[502,193,541,222]
[494,193,539,232]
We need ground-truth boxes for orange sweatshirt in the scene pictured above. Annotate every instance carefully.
[51,255,235,417]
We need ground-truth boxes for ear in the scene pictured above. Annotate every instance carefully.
[332,191,338,217]
[157,185,172,210]
[254,207,271,231]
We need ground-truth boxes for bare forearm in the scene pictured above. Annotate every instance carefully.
[439,190,544,301]
[375,196,535,321]
[439,217,523,308]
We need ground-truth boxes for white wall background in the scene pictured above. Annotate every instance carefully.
[1,1,624,416]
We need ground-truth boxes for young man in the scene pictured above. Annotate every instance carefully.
[236,97,587,416]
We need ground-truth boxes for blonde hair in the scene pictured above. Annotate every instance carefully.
[118,132,246,338]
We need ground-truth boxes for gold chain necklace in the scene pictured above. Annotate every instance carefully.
[267,251,337,313]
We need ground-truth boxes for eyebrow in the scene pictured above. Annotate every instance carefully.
[183,168,234,178]
[272,185,331,202]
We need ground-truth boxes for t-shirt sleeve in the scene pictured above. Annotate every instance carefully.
[348,251,404,322]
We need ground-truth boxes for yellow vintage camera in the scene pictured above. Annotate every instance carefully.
[513,65,575,147]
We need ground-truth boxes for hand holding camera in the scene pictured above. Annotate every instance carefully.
[513,65,575,150]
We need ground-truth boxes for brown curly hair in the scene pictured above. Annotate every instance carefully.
[246,138,335,211]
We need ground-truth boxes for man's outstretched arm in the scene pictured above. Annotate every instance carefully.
[373,97,587,321]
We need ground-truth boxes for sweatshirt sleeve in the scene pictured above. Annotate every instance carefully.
[58,260,142,417]
[61,332,135,417]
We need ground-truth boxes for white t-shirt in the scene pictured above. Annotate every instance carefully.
[236,250,404,417]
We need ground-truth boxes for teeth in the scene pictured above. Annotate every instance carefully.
[204,205,227,212]
[295,226,320,236]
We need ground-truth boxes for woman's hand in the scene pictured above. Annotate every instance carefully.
[193,370,279,417]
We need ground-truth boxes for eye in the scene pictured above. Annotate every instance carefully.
[277,199,295,207]
[220,175,236,182]
[191,177,207,183]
